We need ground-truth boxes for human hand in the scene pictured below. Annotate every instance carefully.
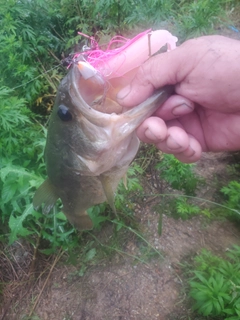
[117,35,240,163]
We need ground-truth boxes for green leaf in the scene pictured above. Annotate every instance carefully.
[55,211,67,221]
[224,308,235,315]
[8,204,34,244]
[200,300,213,316]
[191,291,208,302]
[1,179,18,203]
[193,271,210,286]
[78,265,87,277]
[213,300,222,315]
[84,248,96,262]
[0,165,38,182]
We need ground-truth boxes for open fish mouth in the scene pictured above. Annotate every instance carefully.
[69,61,173,135]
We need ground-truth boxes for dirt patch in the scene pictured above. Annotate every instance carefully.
[7,219,240,320]
[2,151,240,320]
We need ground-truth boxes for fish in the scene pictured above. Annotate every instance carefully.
[33,62,172,230]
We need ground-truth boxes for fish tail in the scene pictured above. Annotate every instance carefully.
[64,210,93,231]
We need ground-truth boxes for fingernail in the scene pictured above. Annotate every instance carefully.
[117,85,131,100]
[187,145,196,157]
[172,103,193,116]
[167,135,181,149]
[145,128,159,142]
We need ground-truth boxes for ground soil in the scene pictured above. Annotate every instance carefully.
[2,152,240,320]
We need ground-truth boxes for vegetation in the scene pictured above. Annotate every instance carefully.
[153,153,203,220]
[1,0,239,263]
[187,246,240,319]
[156,154,200,196]
[221,181,240,215]
[2,0,234,252]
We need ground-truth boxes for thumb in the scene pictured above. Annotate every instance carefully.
[116,46,186,108]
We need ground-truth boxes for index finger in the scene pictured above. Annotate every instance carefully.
[116,49,181,107]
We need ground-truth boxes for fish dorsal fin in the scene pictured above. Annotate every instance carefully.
[33,178,59,214]
[99,174,118,218]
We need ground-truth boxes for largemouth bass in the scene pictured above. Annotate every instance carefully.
[33,62,172,230]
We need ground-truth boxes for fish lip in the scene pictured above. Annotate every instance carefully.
[69,63,115,126]
[70,63,93,111]
[70,64,107,115]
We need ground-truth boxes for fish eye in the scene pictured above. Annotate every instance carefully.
[57,105,72,121]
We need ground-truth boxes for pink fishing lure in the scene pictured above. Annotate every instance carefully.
[76,29,177,78]
[74,29,177,103]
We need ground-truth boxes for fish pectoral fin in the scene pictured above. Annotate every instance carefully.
[99,174,118,218]
[64,210,93,231]
[33,178,59,214]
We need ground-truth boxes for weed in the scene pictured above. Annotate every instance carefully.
[154,196,201,221]
[125,0,175,27]
[174,198,200,220]
[226,163,240,178]
[68,241,97,277]
[177,0,227,37]
[188,247,240,318]
[153,153,203,221]
[226,244,240,262]
[221,181,240,213]
[88,222,164,267]
[155,154,201,196]
[207,180,240,221]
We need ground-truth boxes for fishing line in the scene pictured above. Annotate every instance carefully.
[11,63,63,91]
